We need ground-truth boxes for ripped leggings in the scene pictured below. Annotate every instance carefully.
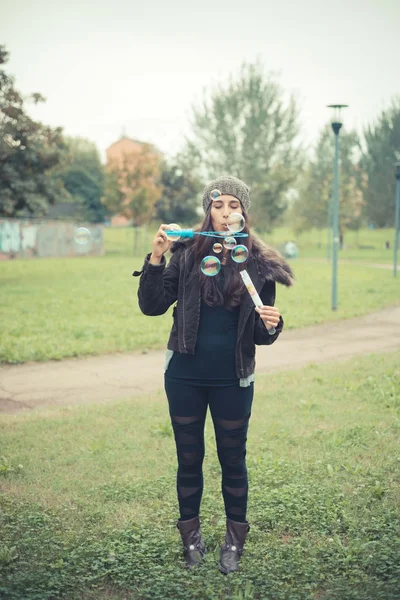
[164,377,254,523]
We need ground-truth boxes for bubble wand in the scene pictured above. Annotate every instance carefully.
[240,270,276,335]
[164,211,250,276]
[164,212,248,241]
[164,228,249,240]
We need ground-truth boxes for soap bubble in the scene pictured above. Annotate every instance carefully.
[223,236,236,250]
[165,224,181,242]
[227,213,245,233]
[74,227,91,245]
[213,243,223,254]
[231,245,249,263]
[210,189,221,201]
[200,256,221,276]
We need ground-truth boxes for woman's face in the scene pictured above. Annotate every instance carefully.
[210,195,243,234]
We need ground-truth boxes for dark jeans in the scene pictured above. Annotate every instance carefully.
[164,377,254,523]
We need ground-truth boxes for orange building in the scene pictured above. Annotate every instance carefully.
[106,136,163,226]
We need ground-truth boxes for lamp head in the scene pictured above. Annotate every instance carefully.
[327,104,348,134]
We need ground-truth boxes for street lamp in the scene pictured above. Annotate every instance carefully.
[327,192,333,261]
[327,104,348,310]
[394,160,400,277]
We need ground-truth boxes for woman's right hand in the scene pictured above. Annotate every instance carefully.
[150,224,173,263]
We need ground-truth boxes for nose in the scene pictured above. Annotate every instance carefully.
[222,205,230,218]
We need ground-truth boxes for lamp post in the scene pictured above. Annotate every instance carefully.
[327,104,348,311]
[394,161,400,277]
[327,192,333,261]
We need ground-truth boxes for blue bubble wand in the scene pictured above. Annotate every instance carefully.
[164,212,250,276]
[164,229,248,240]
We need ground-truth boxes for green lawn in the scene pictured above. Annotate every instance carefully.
[105,224,398,262]
[265,226,397,263]
[1,350,399,599]
[1,244,399,364]
[1,225,399,365]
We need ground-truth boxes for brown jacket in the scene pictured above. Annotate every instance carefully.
[133,236,294,379]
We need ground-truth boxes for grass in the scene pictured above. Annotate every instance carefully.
[0,224,398,364]
[266,226,397,263]
[1,350,399,599]
[105,224,398,262]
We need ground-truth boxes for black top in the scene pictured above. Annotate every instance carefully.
[165,267,240,386]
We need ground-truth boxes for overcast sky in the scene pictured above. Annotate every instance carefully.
[2,0,399,162]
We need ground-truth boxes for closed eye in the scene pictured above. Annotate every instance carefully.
[213,203,240,209]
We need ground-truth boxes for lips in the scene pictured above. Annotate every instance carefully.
[220,225,231,236]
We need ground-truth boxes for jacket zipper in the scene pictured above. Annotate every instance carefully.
[237,326,245,378]
[182,250,201,353]
[182,252,187,350]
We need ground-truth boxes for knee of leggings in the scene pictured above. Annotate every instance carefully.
[219,450,248,479]
[178,450,205,471]
[171,416,205,471]
[214,416,249,475]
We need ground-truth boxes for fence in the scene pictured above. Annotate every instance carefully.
[0,219,104,260]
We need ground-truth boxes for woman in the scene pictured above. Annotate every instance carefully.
[133,175,294,574]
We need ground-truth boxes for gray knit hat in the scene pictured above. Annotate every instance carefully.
[202,175,250,213]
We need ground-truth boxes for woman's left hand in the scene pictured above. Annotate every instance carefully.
[255,305,281,330]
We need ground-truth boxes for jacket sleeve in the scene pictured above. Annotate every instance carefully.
[133,250,181,316]
[253,279,284,346]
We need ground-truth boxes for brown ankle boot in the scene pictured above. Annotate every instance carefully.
[176,516,207,568]
[218,518,250,574]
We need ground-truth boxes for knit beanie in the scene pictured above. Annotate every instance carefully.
[202,175,250,213]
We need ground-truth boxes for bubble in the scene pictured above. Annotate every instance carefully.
[231,245,249,263]
[165,223,181,242]
[210,188,221,201]
[227,212,245,233]
[223,236,236,250]
[200,256,221,276]
[74,227,91,245]
[213,242,223,254]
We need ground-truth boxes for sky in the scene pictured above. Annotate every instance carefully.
[2,0,399,163]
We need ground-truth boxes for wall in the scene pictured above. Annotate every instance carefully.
[0,220,104,260]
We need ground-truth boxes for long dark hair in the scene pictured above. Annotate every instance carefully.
[188,208,253,308]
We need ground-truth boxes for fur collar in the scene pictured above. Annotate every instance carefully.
[170,234,294,287]
[250,235,294,287]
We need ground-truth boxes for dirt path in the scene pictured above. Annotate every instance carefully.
[1,305,400,414]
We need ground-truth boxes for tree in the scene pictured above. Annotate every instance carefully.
[291,125,365,238]
[103,166,124,220]
[361,98,400,227]
[53,137,106,222]
[103,143,162,249]
[180,60,304,228]
[0,45,66,217]
[155,161,200,225]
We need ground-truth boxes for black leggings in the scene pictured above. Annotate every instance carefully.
[164,377,254,523]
